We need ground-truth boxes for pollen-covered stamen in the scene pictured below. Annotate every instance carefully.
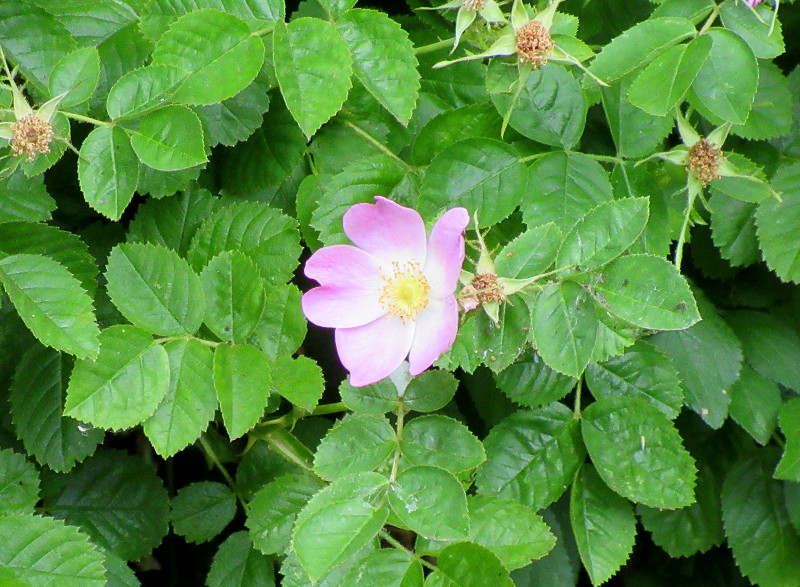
[379,260,431,324]
[463,0,486,10]
[10,114,53,161]
[515,20,555,68]
[471,272,505,303]
[688,139,723,186]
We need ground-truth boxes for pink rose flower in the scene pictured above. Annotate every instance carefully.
[746,0,763,5]
[302,197,469,386]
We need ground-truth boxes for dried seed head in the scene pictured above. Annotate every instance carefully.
[463,0,486,10]
[688,139,722,186]
[10,114,53,161]
[471,272,505,304]
[515,20,554,68]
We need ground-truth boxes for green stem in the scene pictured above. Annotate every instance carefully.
[674,186,697,270]
[258,425,316,473]
[519,151,550,163]
[341,119,414,171]
[198,435,247,510]
[573,378,582,417]
[697,3,721,35]
[584,153,622,164]
[389,401,406,484]
[414,38,454,55]
[61,111,110,127]
[311,401,348,416]
[379,530,439,573]
[152,334,221,348]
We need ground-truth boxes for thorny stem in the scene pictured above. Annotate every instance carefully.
[414,38,454,55]
[573,378,583,416]
[341,119,414,171]
[389,400,406,484]
[61,111,111,127]
[674,186,697,270]
[198,435,248,511]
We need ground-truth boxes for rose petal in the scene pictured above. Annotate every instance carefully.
[304,244,383,288]
[408,297,459,376]
[423,207,469,297]
[302,286,385,328]
[335,315,415,386]
[343,197,427,265]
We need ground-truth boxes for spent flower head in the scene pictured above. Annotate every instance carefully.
[302,197,469,387]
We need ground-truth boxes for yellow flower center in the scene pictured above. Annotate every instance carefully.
[380,261,430,324]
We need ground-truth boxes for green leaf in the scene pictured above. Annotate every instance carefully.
[0,449,39,516]
[339,378,399,415]
[476,404,585,510]
[486,61,586,149]
[726,61,793,140]
[106,64,184,119]
[188,201,301,284]
[142,339,216,458]
[403,370,459,413]
[137,161,205,199]
[756,162,800,283]
[129,105,208,171]
[310,154,409,246]
[522,151,614,231]
[200,251,265,343]
[49,46,100,107]
[570,464,636,586]
[441,300,530,374]
[582,397,697,508]
[0,253,99,359]
[428,543,514,587]
[495,350,577,408]
[468,496,555,570]
[293,472,389,581]
[273,18,353,137]
[495,224,561,279]
[44,449,170,561]
[725,310,800,391]
[0,170,55,224]
[105,242,204,336]
[688,28,758,125]
[65,325,169,430]
[389,466,468,541]
[509,506,581,587]
[199,69,272,148]
[601,76,675,158]
[10,345,103,472]
[727,365,781,446]
[627,36,711,117]
[171,481,236,544]
[342,549,423,587]
[418,138,526,228]
[37,0,138,47]
[313,414,394,481]
[775,398,800,481]
[207,531,275,587]
[411,103,501,166]
[709,193,759,267]
[586,341,683,419]
[532,282,599,377]
[271,355,324,412]
[337,9,419,125]
[400,415,485,474]
[213,343,272,439]
[151,9,265,105]
[78,126,139,220]
[140,0,284,41]
[557,198,649,271]
[719,0,784,59]
[588,17,697,84]
[255,284,307,360]
[128,186,221,256]
[648,290,741,428]
[595,254,700,330]
[0,3,76,91]
[247,473,324,555]
[651,0,716,21]
[722,450,800,585]
[0,514,105,586]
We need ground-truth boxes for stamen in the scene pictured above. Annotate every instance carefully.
[464,0,486,10]
[515,20,555,68]
[471,273,505,303]
[10,114,53,161]
[379,260,431,324]
[688,139,722,186]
